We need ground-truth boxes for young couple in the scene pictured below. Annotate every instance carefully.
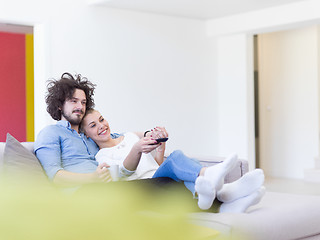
[35,72,265,213]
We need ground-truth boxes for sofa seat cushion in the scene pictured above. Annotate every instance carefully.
[190,191,320,240]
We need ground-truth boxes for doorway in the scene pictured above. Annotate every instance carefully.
[253,35,260,168]
[253,26,319,179]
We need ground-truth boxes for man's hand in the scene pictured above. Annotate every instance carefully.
[92,163,113,183]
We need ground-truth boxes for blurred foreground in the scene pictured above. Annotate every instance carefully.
[0,177,220,240]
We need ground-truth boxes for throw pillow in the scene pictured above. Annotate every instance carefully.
[0,143,5,169]
[2,133,48,182]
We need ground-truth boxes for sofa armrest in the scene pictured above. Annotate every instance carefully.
[162,153,249,184]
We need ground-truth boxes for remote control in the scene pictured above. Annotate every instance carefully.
[149,137,169,145]
[156,137,168,143]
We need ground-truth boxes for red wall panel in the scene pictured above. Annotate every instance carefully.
[0,32,26,142]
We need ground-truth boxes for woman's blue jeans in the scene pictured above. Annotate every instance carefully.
[152,150,202,195]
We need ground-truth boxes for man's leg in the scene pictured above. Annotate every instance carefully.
[217,169,265,203]
[219,186,266,213]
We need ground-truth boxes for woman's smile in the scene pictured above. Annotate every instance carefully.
[98,128,109,136]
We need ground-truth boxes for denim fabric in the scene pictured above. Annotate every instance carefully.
[152,150,202,195]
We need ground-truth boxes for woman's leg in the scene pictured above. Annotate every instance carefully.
[152,150,237,196]
[195,154,238,210]
[152,151,241,211]
[152,150,202,195]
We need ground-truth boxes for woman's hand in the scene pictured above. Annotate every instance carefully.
[133,136,160,154]
[151,126,168,152]
[149,126,168,165]
[151,126,168,140]
[92,163,113,183]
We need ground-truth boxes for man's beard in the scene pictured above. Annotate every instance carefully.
[61,110,83,126]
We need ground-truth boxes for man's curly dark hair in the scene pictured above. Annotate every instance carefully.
[45,72,96,121]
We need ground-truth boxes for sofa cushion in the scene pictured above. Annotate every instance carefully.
[190,191,320,240]
[1,133,47,181]
[0,142,5,168]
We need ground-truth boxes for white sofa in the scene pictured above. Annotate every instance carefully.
[1,135,320,240]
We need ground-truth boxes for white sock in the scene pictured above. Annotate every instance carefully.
[203,153,238,191]
[219,186,266,213]
[217,169,265,203]
[195,176,216,210]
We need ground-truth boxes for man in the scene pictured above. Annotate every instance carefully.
[34,73,136,185]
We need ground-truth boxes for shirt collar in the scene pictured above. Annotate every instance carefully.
[57,120,72,129]
[57,120,86,137]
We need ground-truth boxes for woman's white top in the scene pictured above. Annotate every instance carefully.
[95,132,159,180]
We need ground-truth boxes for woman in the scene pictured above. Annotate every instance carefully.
[81,109,265,212]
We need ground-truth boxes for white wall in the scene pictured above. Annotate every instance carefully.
[215,34,255,167]
[206,0,320,36]
[48,6,219,157]
[258,26,319,178]
[3,0,320,176]
[1,0,219,157]
[207,0,320,175]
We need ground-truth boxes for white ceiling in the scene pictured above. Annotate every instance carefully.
[88,0,309,20]
[0,23,33,34]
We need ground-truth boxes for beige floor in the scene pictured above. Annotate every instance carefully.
[265,177,320,196]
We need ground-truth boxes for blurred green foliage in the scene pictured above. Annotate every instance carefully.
[0,178,220,240]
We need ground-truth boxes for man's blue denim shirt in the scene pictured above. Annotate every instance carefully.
[34,120,120,180]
